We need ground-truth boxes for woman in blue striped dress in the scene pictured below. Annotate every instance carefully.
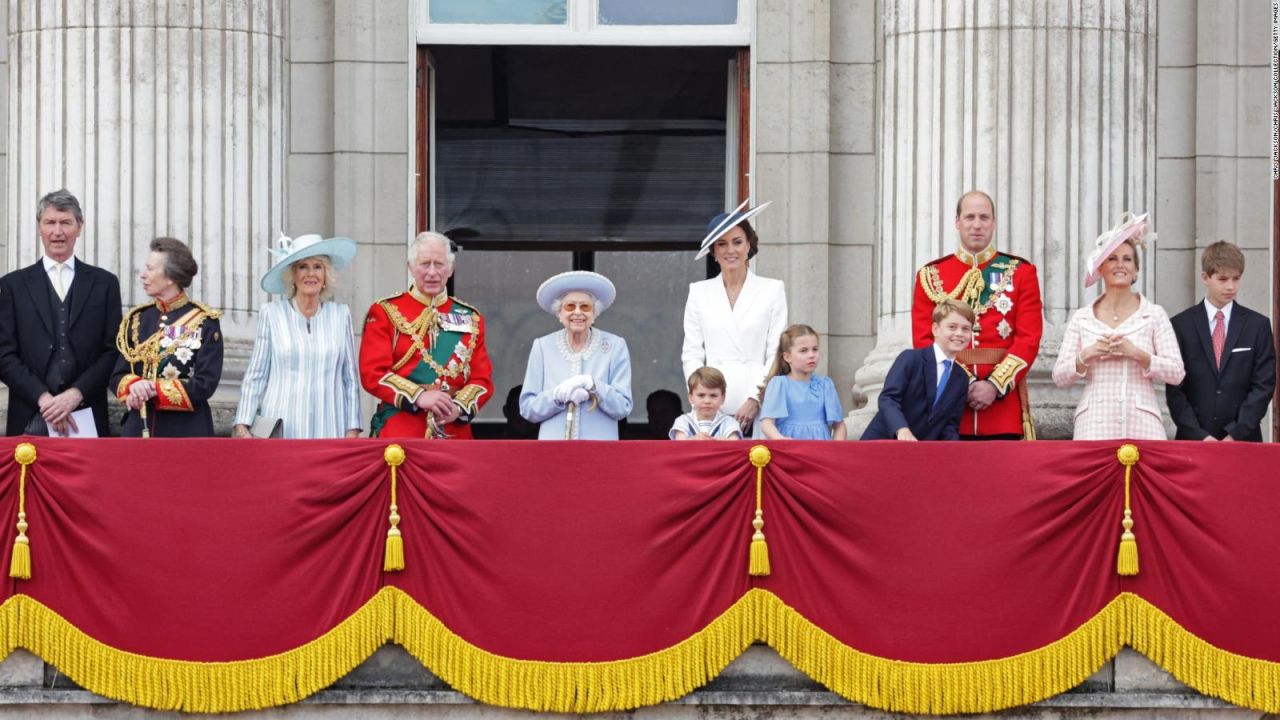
[233,234,363,439]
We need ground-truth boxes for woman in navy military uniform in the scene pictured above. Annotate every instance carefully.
[112,237,224,437]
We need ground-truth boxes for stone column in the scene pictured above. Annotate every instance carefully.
[5,0,286,340]
[849,1,1157,439]
[753,0,832,376]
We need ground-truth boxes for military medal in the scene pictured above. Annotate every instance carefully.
[998,319,1013,339]
[994,294,1013,315]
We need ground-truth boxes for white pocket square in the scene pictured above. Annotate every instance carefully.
[1231,347,1251,353]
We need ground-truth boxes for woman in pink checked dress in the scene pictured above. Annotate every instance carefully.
[1053,214,1185,440]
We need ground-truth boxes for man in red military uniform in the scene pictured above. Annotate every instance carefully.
[912,191,1043,439]
[360,232,493,438]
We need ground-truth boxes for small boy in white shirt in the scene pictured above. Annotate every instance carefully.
[670,367,744,440]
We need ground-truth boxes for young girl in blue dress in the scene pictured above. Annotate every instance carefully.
[759,324,847,440]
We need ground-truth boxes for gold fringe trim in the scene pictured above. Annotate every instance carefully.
[0,589,1278,713]
[392,587,761,713]
[1125,592,1280,711]
[766,591,1280,714]
[0,588,394,713]
[760,590,1126,714]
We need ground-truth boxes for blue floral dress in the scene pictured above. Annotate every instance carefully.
[759,375,844,440]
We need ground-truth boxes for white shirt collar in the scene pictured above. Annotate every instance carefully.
[931,344,950,366]
[1204,298,1234,327]
[42,255,76,272]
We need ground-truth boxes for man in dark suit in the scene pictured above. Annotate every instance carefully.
[1166,241,1276,442]
[863,299,974,441]
[0,190,123,436]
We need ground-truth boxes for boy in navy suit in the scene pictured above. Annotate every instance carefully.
[862,299,975,441]
[1166,241,1276,441]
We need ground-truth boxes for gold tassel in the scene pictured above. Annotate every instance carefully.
[383,444,406,572]
[1116,444,1140,576]
[385,525,405,572]
[9,528,29,579]
[748,445,772,577]
[749,522,770,576]
[9,443,36,579]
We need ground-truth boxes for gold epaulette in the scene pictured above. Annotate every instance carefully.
[365,294,404,324]
[449,297,482,315]
[189,300,223,320]
[122,301,153,320]
[998,252,1034,266]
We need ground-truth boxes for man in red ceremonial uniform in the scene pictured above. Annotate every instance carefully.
[360,232,493,438]
[911,191,1043,439]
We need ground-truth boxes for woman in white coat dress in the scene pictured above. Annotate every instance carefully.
[681,202,787,433]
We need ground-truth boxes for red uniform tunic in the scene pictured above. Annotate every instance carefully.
[359,289,493,439]
[912,245,1043,438]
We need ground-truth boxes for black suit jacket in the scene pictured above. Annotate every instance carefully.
[0,259,123,435]
[861,346,969,441]
[1166,301,1276,441]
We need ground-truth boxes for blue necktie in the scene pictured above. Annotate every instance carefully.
[934,359,952,408]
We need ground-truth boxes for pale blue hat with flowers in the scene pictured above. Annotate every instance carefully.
[260,232,358,294]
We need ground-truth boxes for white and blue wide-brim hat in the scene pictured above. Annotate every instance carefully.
[695,199,772,261]
[535,271,617,315]
[260,232,358,294]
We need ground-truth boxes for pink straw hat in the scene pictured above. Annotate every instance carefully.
[1084,212,1153,288]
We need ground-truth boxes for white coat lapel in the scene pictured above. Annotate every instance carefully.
[723,273,760,357]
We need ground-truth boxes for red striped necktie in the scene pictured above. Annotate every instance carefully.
[1212,310,1225,368]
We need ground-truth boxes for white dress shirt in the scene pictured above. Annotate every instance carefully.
[42,255,77,298]
[931,344,949,372]
[1203,298,1234,333]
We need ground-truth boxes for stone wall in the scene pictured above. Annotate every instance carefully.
[753,0,880,406]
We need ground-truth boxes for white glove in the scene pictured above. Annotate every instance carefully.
[568,387,590,405]
[570,374,596,391]
[553,377,578,404]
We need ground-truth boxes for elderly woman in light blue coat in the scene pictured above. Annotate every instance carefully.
[520,271,633,440]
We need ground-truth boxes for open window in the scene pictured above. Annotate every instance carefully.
[414,44,750,435]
